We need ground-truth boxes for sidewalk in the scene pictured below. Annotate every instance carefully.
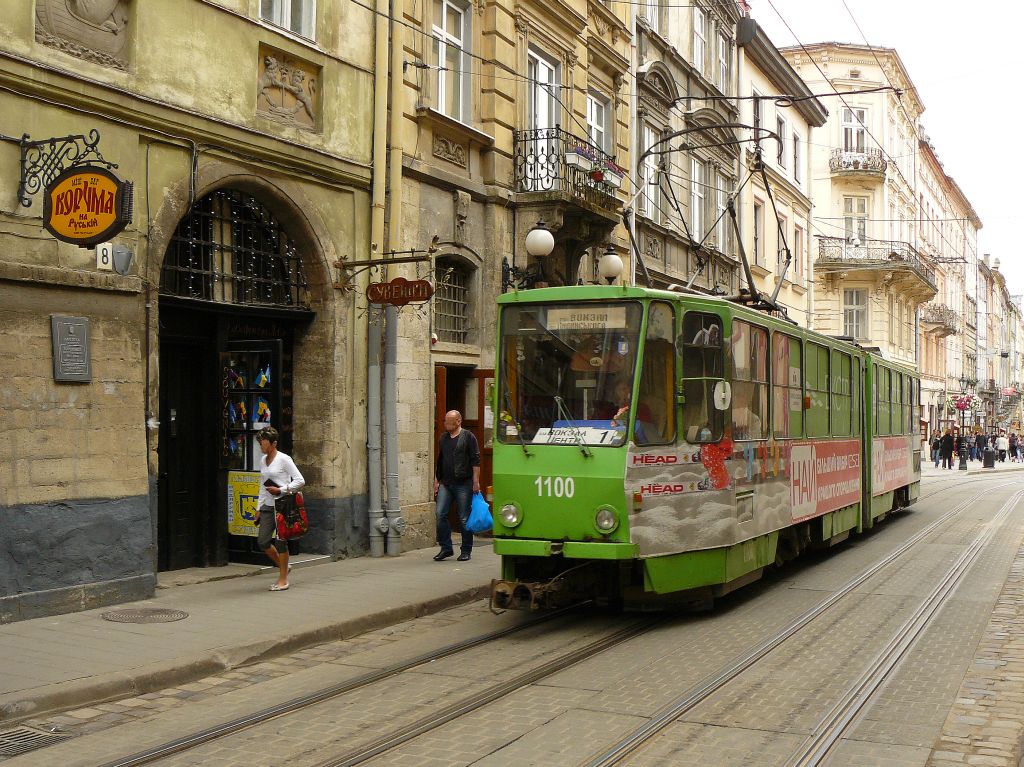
[920,455,1024,477]
[0,544,497,725]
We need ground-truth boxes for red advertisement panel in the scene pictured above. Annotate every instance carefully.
[789,439,862,522]
[872,436,914,495]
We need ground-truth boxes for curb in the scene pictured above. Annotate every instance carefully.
[0,582,491,726]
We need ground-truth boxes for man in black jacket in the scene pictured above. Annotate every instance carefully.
[433,410,481,562]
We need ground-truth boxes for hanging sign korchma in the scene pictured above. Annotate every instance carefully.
[42,165,133,248]
[367,277,435,306]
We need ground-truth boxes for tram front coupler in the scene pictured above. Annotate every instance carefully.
[490,577,566,611]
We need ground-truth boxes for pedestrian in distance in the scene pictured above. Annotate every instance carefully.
[997,431,1009,462]
[1011,433,1019,462]
[976,431,988,463]
[940,428,955,470]
[931,432,941,468]
[433,410,481,562]
[256,426,305,591]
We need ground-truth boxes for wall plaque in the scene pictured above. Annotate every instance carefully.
[43,165,133,248]
[51,315,92,382]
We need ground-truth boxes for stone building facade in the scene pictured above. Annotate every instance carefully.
[0,0,374,621]
[735,16,825,327]
[389,0,634,544]
[782,43,936,365]
[633,0,742,294]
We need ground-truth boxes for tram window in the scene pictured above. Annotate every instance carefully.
[876,366,891,435]
[908,377,916,435]
[805,342,830,438]
[831,351,853,436]
[732,321,768,441]
[853,357,862,435]
[772,333,803,439]
[679,312,723,377]
[636,302,676,445]
[678,312,724,444]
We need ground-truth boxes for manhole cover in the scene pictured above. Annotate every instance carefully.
[0,726,71,757]
[101,607,189,624]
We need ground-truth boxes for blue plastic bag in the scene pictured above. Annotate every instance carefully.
[466,492,493,534]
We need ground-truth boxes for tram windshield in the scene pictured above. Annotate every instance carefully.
[498,302,643,447]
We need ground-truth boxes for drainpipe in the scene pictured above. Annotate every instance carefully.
[383,0,406,554]
[367,0,390,557]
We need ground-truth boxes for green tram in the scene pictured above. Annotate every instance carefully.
[490,285,922,610]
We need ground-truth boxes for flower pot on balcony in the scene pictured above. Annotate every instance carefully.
[603,169,623,188]
[590,169,605,183]
[564,151,593,171]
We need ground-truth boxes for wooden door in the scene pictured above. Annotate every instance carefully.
[463,368,495,491]
[158,342,208,570]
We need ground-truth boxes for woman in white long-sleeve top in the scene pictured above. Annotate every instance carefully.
[256,427,305,591]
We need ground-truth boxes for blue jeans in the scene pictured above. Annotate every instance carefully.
[436,481,473,554]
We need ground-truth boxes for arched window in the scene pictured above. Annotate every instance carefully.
[161,189,308,308]
[434,258,472,343]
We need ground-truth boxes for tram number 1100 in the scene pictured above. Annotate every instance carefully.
[535,476,576,498]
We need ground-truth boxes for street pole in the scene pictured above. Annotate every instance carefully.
[958,406,968,471]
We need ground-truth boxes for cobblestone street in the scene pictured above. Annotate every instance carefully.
[1,470,1023,766]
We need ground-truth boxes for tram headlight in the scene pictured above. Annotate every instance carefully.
[594,506,619,533]
[500,503,522,528]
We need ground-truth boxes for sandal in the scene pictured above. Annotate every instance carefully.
[269,582,290,592]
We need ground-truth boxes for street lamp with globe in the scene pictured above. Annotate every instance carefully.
[957,375,970,471]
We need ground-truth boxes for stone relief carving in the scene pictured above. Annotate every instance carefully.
[644,233,662,264]
[453,190,470,243]
[257,46,320,130]
[514,12,529,35]
[433,135,467,168]
[35,0,130,70]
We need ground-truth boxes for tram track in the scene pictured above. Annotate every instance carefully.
[95,475,1011,767]
[96,603,593,767]
[98,606,669,767]
[581,477,1023,767]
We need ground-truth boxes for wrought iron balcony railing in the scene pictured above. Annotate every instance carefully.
[829,147,887,175]
[816,236,936,291]
[513,127,622,212]
[920,302,959,335]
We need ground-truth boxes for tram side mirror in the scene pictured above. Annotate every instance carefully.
[713,381,731,411]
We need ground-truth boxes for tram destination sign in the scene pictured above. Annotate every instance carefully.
[366,277,434,306]
[42,166,134,248]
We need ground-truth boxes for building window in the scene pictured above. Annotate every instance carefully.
[752,89,762,132]
[260,0,316,39]
[715,172,729,252]
[844,288,868,340]
[690,157,705,238]
[642,0,659,32]
[792,133,802,183]
[753,200,764,266]
[586,92,610,153]
[432,0,470,121]
[527,49,559,131]
[793,225,804,279]
[843,196,868,242]
[161,189,308,308]
[775,116,787,168]
[842,107,867,153]
[693,7,706,74]
[777,215,788,268]
[717,33,730,92]
[434,259,471,343]
[640,123,660,221]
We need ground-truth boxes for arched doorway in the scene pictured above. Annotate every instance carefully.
[157,188,315,569]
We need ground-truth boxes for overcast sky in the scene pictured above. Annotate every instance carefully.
[751,1,1020,294]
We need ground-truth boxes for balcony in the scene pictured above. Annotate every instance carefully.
[816,236,937,297]
[513,127,622,216]
[829,148,887,178]
[920,302,959,337]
